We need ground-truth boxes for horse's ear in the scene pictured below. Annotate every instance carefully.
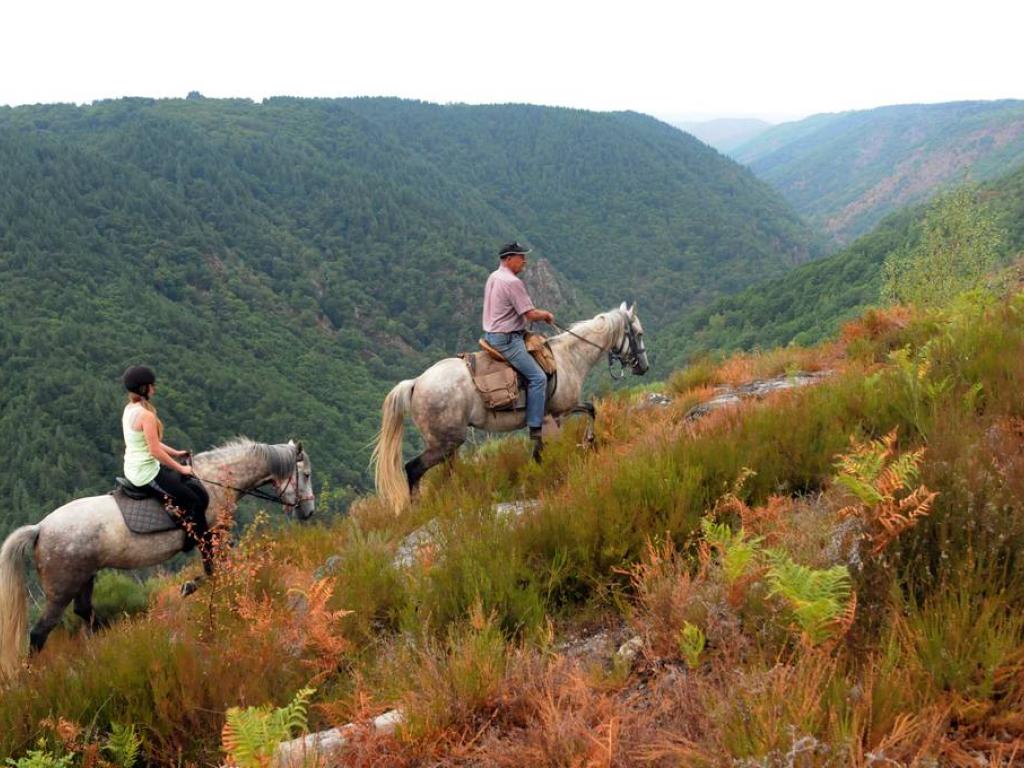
[619,301,628,313]
[629,302,637,317]
[296,440,304,455]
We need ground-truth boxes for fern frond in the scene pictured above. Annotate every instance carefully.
[104,723,143,768]
[222,688,315,768]
[767,555,852,646]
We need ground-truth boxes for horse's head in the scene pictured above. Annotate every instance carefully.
[613,301,649,375]
[276,440,316,520]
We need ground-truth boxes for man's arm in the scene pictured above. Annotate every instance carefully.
[525,308,555,324]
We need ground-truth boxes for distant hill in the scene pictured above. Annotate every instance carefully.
[670,117,772,154]
[659,162,1024,368]
[733,100,1024,243]
[0,97,820,538]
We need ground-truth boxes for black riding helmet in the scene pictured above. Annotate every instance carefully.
[122,365,156,397]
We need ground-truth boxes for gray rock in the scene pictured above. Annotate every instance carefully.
[494,499,541,520]
[634,392,672,410]
[685,371,832,421]
[393,501,539,568]
[274,709,403,768]
[313,554,344,580]
[392,519,443,569]
[614,635,644,667]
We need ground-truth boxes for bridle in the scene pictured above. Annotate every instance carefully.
[608,316,647,380]
[550,313,646,380]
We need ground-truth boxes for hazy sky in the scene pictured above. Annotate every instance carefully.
[2,0,1021,123]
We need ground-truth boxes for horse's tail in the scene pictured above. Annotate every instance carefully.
[372,379,416,514]
[0,525,39,680]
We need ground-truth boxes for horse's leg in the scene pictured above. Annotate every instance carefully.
[404,455,429,494]
[405,438,465,497]
[73,576,99,633]
[29,593,74,654]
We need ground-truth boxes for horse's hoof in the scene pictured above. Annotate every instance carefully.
[180,580,199,598]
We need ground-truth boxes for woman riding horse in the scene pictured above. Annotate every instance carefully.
[121,365,213,575]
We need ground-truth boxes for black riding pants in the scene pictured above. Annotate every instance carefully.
[148,467,211,557]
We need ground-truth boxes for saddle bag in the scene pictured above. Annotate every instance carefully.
[461,351,520,410]
[524,332,557,375]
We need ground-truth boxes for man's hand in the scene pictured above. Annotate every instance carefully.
[526,308,555,324]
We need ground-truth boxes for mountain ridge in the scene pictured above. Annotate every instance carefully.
[734,99,1024,243]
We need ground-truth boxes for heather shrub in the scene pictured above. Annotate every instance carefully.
[391,605,510,742]
[668,356,720,393]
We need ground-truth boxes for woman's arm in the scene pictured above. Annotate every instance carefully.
[160,442,189,459]
[140,413,192,475]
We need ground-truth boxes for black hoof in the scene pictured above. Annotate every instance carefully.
[180,580,199,598]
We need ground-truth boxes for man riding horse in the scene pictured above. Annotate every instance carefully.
[373,239,650,514]
[483,241,556,460]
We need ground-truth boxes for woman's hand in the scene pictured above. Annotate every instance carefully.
[178,464,194,477]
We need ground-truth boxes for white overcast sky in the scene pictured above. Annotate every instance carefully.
[2,0,1021,123]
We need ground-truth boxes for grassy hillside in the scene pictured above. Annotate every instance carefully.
[660,163,1024,369]
[734,100,1024,242]
[0,96,821,540]
[4,292,1024,764]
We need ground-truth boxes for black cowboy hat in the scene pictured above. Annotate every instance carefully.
[498,241,532,258]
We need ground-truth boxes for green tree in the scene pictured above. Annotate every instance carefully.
[882,186,1006,308]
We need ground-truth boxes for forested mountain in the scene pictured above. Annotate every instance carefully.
[661,162,1024,368]
[733,100,1024,243]
[669,117,772,154]
[0,96,819,538]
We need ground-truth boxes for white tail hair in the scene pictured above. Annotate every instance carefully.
[371,379,415,514]
[0,525,38,681]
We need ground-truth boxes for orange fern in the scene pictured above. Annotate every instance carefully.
[836,428,937,556]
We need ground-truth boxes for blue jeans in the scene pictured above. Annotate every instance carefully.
[484,331,547,429]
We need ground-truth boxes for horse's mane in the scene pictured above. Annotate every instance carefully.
[197,437,296,479]
[549,309,623,349]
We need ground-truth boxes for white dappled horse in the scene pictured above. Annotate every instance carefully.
[373,303,648,512]
[0,438,314,679]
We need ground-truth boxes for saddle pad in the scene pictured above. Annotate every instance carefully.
[111,488,180,534]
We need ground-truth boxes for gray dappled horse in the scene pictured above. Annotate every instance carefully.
[373,303,649,512]
[0,438,314,679]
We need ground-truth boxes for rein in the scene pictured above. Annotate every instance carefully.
[548,320,605,351]
[194,473,291,505]
[190,456,311,509]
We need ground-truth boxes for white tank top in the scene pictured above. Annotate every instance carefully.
[122,403,160,486]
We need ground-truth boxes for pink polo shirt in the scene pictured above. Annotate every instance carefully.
[482,265,535,332]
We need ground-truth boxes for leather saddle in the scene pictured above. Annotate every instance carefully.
[110,477,180,534]
[115,476,153,500]
[462,333,557,411]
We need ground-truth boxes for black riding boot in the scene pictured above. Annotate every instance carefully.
[529,426,544,463]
